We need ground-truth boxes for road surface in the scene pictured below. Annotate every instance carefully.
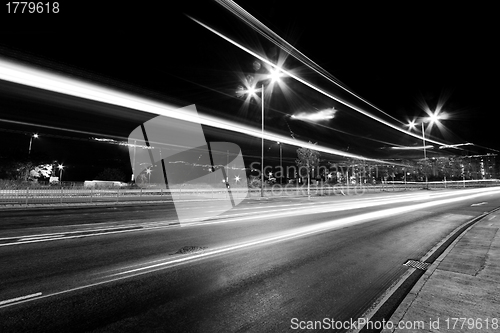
[1,188,499,332]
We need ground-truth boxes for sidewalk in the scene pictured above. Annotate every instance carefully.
[383,211,500,332]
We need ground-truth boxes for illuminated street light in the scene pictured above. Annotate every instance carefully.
[58,164,64,182]
[407,113,442,188]
[28,133,39,155]
[428,111,441,124]
[407,120,417,131]
[268,141,283,184]
[269,68,283,83]
[246,86,258,96]
[239,66,284,197]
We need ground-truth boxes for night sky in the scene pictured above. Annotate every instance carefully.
[0,1,497,181]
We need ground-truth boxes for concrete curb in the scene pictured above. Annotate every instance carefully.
[381,206,500,332]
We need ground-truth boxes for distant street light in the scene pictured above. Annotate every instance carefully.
[28,133,39,155]
[238,66,284,197]
[269,141,283,184]
[407,111,443,188]
[58,164,64,182]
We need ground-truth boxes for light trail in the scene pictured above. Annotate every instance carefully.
[0,118,127,140]
[215,0,403,124]
[0,57,396,165]
[170,71,408,149]
[439,143,473,149]
[103,187,500,277]
[292,108,336,121]
[389,145,434,150]
[0,120,152,148]
[1,188,492,247]
[187,14,450,147]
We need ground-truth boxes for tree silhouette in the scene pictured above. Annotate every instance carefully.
[295,142,320,197]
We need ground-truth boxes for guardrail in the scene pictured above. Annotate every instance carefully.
[0,187,247,206]
[0,179,498,206]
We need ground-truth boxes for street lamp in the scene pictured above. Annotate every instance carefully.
[28,133,39,155]
[268,141,283,184]
[58,164,64,183]
[407,112,442,188]
[238,67,283,197]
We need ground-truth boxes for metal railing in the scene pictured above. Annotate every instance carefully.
[0,179,498,206]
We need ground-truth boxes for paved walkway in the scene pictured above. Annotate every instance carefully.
[382,211,500,332]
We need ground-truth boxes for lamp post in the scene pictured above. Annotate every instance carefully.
[131,139,137,182]
[238,67,283,197]
[261,83,264,197]
[58,164,64,183]
[268,141,283,184]
[28,133,38,155]
[408,112,441,189]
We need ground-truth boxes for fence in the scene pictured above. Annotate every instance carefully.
[0,187,247,206]
[0,179,499,206]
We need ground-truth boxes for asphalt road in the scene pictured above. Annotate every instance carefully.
[1,188,500,332]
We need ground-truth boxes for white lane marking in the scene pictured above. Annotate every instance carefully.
[471,202,488,206]
[0,292,42,306]
[488,215,497,220]
[18,234,65,242]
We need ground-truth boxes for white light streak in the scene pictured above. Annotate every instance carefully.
[209,2,450,146]
[215,0,405,125]
[0,292,42,306]
[106,187,500,277]
[92,137,151,149]
[0,57,395,165]
[292,108,336,121]
[439,143,473,149]
[390,145,434,150]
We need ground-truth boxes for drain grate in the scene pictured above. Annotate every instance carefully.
[403,259,430,270]
[172,245,207,255]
